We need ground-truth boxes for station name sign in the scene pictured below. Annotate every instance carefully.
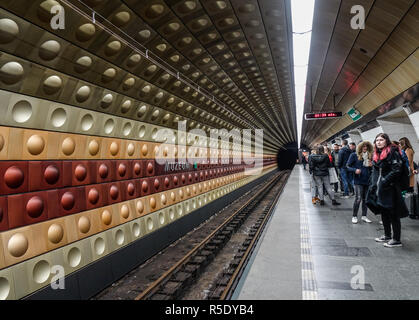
[304,112,343,120]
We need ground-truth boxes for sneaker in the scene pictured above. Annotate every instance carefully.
[320,200,325,206]
[384,239,403,248]
[352,217,358,224]
[375,235,391,243]
[332,199,341,206]
[341,195,350,199]
[361,216,372,223]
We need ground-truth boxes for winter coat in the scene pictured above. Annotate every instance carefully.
[309,154,331,177]
[366,146,409,218]
[404,148,415,188]
[338,146,352,169]
[346,153,371,185]
[331,150,339,168]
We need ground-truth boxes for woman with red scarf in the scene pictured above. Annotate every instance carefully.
[366,133,409,247]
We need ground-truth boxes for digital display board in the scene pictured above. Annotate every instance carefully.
[304,112,343,120]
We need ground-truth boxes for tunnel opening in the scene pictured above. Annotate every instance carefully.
[277,142,298,170]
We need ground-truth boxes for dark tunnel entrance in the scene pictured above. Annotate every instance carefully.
[276,142,298,170]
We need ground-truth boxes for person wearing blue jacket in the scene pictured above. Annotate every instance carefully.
[346,141,374,224]
[338,140,352,198]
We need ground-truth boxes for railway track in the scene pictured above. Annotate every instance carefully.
[134,170,290,300]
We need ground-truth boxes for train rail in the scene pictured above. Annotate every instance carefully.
[133,170,290,300]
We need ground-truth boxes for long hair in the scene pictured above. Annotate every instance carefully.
[374,133,391,150]
[400,137,414,154]
[356,141,373,161]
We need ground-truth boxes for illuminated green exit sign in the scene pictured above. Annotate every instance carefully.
[347,107,362,122]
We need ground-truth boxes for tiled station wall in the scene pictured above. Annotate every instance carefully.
[0,3,278,300]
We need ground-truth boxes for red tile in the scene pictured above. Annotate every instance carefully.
[0,161,29,195]
[0,196,9,232]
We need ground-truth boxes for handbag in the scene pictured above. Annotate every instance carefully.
[328,167,338,184]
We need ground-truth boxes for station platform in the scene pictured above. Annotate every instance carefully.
[234,165,419,300]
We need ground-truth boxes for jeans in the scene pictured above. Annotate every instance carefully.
[310,174,318,197]
[353,185,368,217]
[340,168,350,195]
[381,210,401,241]
[348,171,354,193]
[313,175,335,201]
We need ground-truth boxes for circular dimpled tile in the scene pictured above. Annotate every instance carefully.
[141,143,148,156]
[74,164,87,181]
[94,237,105,255]
[7,233,28,257]
[132,223,140,238]
[88,188,99,204]
[159,212,165,224]
[0,61,24,85]
[146,217,153,231]
[43,75,62,95]
[12,100,32,123]
[98,164,108,178]
[136,200,144,214]
[121,100,132,113]
[88,139,99,155]
[142,181,148,192]
[39,40,61,61]
[110,142,119,155]
[61,192,75,210]
[4,166,24,189]
[76,86,91,103]
[62,137,76,156]
[47,223,64,244]
[101,209,112,225]
[78,216,90,233]
[127,143,135,156]
[76,23,96,42]
[115,229,124,245]
[44,165,59,184]
[75,56,92,73]
[0,18,19,44]
[67,247,81,268]
[147,162,154,174]
[104,119,115,134]
[161,194,167,205]
[120,205,129,219]
[109,185,119,199]
[150,197,156,209]
[26,196,44,218]
[50,107,67,127]
[127,183,135,196]
[33,260,51,284]
[105,40,122,56]
[0,277,10,300]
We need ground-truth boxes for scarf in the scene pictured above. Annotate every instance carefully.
[373,144,402,162]
[362,152,369,167]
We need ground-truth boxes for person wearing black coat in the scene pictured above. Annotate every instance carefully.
[338,140,353,197]
[366,133,409,248]
[309,145,341,206]
[347,141,373,224]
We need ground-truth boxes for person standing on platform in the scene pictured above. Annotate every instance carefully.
[309,149,320,204]
[331,143,341,193]
[338,140,352,198]
[309,145,341,206]
[301,153,308,170]
[346,141,373,224]
[399,137,417,192]
[348,142,357,195]
[366,133,408,248]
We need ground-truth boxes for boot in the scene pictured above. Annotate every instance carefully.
[320,200,325,206]
[332,199,341,206]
